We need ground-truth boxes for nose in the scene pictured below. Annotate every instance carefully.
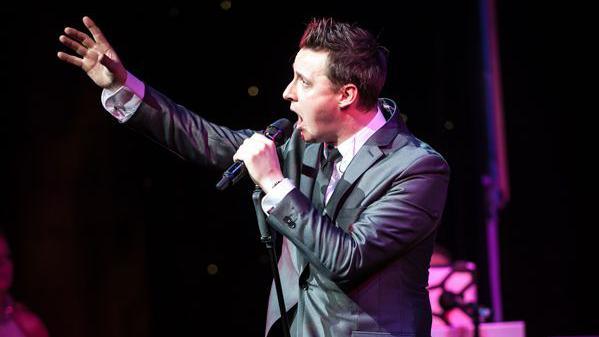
[282,80,296,102]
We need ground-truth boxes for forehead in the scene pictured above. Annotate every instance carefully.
[293,48,329,77]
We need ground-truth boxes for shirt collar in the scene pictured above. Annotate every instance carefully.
[328,106,386,170]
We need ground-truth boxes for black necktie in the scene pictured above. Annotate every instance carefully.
[313,144,342,212]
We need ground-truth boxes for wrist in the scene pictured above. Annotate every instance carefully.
[107,70,127,92]
[262,176,284,194]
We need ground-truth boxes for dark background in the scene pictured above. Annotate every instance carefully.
[0,1,593,337]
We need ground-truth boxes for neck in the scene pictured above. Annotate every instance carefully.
[334,105,378,145]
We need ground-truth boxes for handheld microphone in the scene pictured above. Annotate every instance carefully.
[215,118,292,191]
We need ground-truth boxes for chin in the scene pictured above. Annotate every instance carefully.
[300,133,318,144]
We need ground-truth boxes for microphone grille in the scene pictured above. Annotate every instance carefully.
[265,118,293,145]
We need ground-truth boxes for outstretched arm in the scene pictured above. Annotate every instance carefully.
[57,16,127,91]
[57,17,256,171]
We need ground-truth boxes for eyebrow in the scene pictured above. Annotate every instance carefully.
[295,69,310,81]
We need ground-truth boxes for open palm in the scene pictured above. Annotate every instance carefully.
[57,16,126,90]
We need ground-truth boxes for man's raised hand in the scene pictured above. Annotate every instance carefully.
[57,16,127,90]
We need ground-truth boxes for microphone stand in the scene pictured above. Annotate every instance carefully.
[252,186,290,337]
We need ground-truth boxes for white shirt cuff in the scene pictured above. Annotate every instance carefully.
[101,71,146,123]
[261,178,295,214]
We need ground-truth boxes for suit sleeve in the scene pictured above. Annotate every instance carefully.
[124,86,255,169]
[266,153,450,287]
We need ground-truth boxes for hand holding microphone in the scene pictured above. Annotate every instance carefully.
[216,119,292,191]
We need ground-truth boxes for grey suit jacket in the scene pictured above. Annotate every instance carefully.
[126,87,450,337]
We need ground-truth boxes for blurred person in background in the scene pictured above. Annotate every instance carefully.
[0,230,49,337]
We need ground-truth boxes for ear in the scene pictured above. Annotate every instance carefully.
[337,83,359,109]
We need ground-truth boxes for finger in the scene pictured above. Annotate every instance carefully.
[254,133,273,144]
[250,133,275,148]
[232,150,244,162]
[83,16,109,45]
[57,51,83,67]
[233,141,255,162]
[59,35,88,57]
[246,135,272,151]
[64,27,95,48]
[241,137,262,153]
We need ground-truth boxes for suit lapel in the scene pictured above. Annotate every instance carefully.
[299,143,322,198]
[290,142,321,275]
[282,129,321,200]
[325,107,402,224]
[324,144,383,222]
